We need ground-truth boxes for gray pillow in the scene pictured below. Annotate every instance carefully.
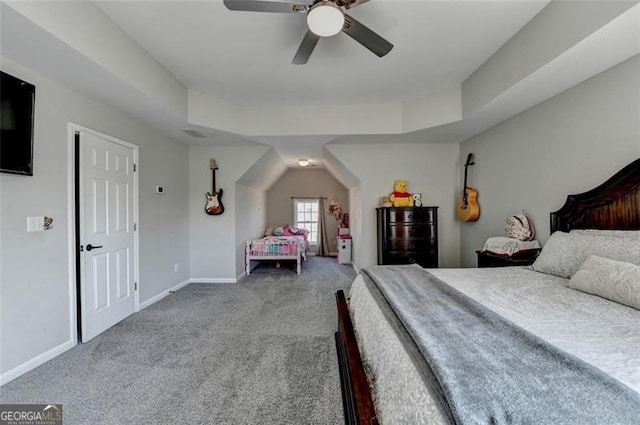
[532,231,640,278]
[567,255,640,310]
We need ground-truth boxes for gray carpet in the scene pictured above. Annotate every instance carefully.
[0,256,357,425]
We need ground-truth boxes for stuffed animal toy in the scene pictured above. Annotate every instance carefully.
[381,196,393,207]
[390,180,414,207]
[328,200,347,228]
[412,193,423,207]
[505,210,536,241]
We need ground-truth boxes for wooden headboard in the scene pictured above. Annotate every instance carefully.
[550,158,640,233]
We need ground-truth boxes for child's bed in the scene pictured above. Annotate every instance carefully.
[245,225,310,276]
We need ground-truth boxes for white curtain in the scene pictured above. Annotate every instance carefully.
[316,197,330,256]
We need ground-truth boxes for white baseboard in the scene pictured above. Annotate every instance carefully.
[139,278,191,310]
[141,277,240,310]
[190,277,237,284]
[0,339,76,386]
[1,275,234,387]
[236,271,246,282]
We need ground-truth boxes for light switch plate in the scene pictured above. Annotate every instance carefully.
[27,216,45,232]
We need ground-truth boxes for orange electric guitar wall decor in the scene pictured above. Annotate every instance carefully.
[457,153,480,222]
[205,159,224,216]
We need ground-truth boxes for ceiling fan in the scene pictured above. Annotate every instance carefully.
[223,0,393,64]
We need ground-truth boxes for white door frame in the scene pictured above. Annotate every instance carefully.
[66,123,140,343]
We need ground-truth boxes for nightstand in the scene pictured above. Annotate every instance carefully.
[476,250,539,268]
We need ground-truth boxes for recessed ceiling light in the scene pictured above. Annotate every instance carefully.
[298,158,310,167]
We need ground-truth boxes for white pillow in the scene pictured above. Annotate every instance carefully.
[531,231,640,278]
[570,229,640,239]
[568,255,640,310]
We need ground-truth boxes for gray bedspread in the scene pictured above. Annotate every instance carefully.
[361,265,640,425]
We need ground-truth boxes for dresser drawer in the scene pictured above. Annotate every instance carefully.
[388,208,435,223]
[387,238,434,251]
[385,251,438,268]
[388,223,434,239]
[377,207,439,268]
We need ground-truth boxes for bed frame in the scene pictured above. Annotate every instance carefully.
[245,237,303,276]
[550,158,640,232]
[335,157,640,425]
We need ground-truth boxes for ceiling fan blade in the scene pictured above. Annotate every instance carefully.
[342,14,393,58]
[292,30,320,65]
[337,0,370,9]
[223,0,306,13]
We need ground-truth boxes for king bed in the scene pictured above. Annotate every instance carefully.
[335,158,640,425]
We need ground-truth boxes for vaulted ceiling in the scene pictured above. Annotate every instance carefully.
[2,1,638,167]
[96,0,546,106]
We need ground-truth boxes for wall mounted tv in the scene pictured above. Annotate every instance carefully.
[1,70,35,176]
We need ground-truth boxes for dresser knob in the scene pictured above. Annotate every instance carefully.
[409,243,415,249]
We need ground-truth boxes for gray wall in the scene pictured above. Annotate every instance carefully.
[138,131,190,303]
[188,145,270,281]
[459,55,640,267]
[0,58,190,379]
[348,183,363,266]
[326,143,461,269]
[235,183,267,276]
[266,169,349,253]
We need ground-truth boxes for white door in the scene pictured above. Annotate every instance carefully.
[79,130,137,342]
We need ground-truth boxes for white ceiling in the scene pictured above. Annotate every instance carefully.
[88,0,553,166]
[4,1,637,168]
[96,0,548,107]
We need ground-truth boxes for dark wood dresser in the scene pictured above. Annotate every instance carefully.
[376,207,438,268]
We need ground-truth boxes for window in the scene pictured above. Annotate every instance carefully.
[293,198,319,244]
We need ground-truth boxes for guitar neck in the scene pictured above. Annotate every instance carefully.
[210,159,218,194]
[462,165,469,204]
[461,153,474,205]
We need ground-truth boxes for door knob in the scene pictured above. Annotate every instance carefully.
[86,244,103,251]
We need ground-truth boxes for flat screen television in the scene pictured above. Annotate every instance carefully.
[1,70,35,176]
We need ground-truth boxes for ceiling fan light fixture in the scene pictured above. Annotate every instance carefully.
[298,158,310,167]
[307,1,344,37]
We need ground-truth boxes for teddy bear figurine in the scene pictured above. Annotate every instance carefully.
[412,193,423,207]
[389,180,414,207]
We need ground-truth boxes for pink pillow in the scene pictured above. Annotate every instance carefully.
[283,224,301,235]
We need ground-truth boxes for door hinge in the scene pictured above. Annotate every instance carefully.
[133,223,137,231]
[134,282,138,290]
[133,163,137,172]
